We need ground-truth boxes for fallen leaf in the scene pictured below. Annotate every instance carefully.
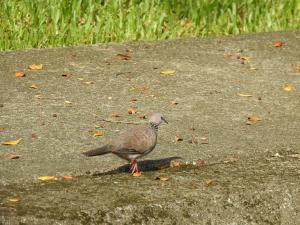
[116,53,131,60]
[8,198,20,203]
[128,107,137,114]
[139,114,146,120]
[172,135,183,144]
[188,138,198,144]
[64,100,72,104]
[204,179,213,186]
[28,64,43,70]
[249,66,257,70]
[15,71,25,77]
[34,95,43,99]
[223,53,232,56]
[293,66,300,73]
[1,138,22,145]
[77,78,84,81]
[246,116,262,125]
[196,159,205,167]
[200,137,209,144]
[170,159,182,168]
[30,84,38,89]
[7,154,20,159]
[132,171,142,177]
[143,85,150,91]
[85,81,95,84]
[143,44,151,49]
[273,42,284,47]
[38,176,55,181]
[171,100,178,105]
[160,69,176,75]
[240,56,250,61]
[110,112,120,118]
[131,97,138,102]
[283,84,293,92]
[237,93,253,97]
[92,128,103,137]
[155,176,169,181]
[227,156,238,161]
[62,72,72,77]
[62,175,74,180]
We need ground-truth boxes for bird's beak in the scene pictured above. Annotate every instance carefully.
[162,117,168,124]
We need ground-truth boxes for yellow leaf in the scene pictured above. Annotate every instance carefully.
[2,138,22,145]
[160,69,176,75]
[64,100,72,104]
[28,64,43,70]
[246,116,262,125]
[92,128,103,137]
[283,84,293,92]
[30,84,38,89]
[8,198,20,203]
[38,176,55,181]
[237,93,253,97]
[78,78,84,81]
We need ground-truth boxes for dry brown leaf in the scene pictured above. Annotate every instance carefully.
[139,114,146,120]
[132,171,142,177]
[62,175,74,180]
[172,135,183,144]
[188,138,198,144]
[30,84,38,89]
[171,100,178,105]
[200,137,209,144]
[62,72,72,77]
[7,154,20,159]
[196,159,205,167]
[283,84,293,92]
[8,198,20,203]
[38,176,55,181]
[15,71,25,77]
[204,179,213,186]
[28,64,43,70]
[160,69,176,75]
[246,116,262,125]
[293,66,300,73]
[110,112,120,118]
[237,93,253,97]
[92,128,103,137]
[273,42,284,47]
[227,156,238,161]
[155,176,169,181]
[128,107,137,114]
[2,138,22,145]
[116,53,131,60]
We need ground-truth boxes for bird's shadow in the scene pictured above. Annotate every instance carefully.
[91,156,182,176]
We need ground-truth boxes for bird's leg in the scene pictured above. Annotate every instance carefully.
[130,160,139,174]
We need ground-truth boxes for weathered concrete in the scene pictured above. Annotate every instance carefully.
[0,31,300,224]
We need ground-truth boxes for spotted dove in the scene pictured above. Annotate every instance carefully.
[83,112,168,173]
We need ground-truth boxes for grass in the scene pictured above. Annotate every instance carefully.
[0,0,299,51]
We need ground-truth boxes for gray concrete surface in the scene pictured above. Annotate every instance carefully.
[0,31,300,224]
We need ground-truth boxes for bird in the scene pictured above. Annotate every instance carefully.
[83,112,168,174]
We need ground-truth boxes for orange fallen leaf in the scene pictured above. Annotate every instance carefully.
[273,42,284,47]
[160,69,176,75]
[237,93,253,97]
[293,66,300,73]
[132,171,142,177]
[92,128,103,137]
[227,156,238,161]
[223,53,232,56]
[116,53,131,60]
[155,176,169,181]
[8,198,20,203]
[30,84,38,89]
[62,175,74,180]
[246,116,262,125]
[143,85,150,91]
[15,71,25,77]
[128,107,137,114]
[283,84,293,92]
[38,176,55,181]
[1,138,22,145]
[28,64,43,70]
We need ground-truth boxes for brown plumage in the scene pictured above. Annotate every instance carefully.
[83,112,168,173]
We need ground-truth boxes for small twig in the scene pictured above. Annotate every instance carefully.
[97,117,142,125]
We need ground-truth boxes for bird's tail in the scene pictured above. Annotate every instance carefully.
[82,145,110,157]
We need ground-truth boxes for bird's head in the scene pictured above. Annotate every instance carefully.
[149,112,168,125]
